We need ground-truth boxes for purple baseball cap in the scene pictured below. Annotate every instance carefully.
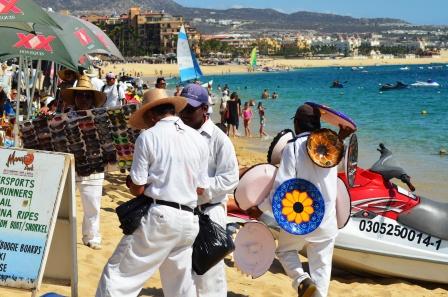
[180,83,209,107]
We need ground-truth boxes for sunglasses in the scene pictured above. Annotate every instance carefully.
[49,121,67,132]
[103,151,117,163]
[107,109,122,116]
[79,121,96,131]
[118,160,133,168]
[69,142,84,151]
[94,114,110,124]
[92,107,107,116]
[23,139,39,148]
[32,118,48,127]
[113,136,129,144]
[122,104,137,114]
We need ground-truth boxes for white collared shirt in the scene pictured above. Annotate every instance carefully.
[103,83,125,107]
[259,132,338,242]
[197,119,239,205]
[130,116,209,208]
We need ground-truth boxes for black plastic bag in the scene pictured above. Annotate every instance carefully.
[192,213,235,275]
[116,195,152,235]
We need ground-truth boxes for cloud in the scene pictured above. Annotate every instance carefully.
[231,5,245,9]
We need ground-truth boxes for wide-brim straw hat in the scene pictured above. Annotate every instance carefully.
[129,88,187,129]
[61,75,106,108]
[58,68,79,81]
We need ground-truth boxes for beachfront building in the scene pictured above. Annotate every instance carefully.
[83,7,200,57]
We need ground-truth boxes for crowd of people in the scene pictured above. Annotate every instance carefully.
[217,84,269,138]
[0,58,355,297]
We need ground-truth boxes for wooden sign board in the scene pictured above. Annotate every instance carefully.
[0,148,77,297]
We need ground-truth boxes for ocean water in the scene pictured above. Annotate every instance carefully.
[206,65,448,201]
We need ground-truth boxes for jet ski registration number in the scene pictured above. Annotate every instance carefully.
[358,219,442,251]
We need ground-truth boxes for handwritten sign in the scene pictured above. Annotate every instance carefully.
[0,148,66,289]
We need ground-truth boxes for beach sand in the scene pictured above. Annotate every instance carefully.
[102,50,448,79]
[2,137,448,297]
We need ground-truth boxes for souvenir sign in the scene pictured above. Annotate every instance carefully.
[234,164,277,211]
[234,222,276,278]
[307,128,344,168]
[305,101,356,130]
[336,177,351,229]
[267,129,295,165]
[272,178,325,235]
[345,133,358,187]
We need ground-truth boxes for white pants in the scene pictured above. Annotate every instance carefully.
[77,180,103,245]
[193,204,227,297]
[276,230,336,297]
[96,204,200,297]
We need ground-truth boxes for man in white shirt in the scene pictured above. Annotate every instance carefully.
[180,84,239,297]
[96,88,209,297]
[102,72,125,107]
[252,104,354,297]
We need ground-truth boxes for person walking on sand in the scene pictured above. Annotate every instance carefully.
[242,101,253,137]
[225,92,240,137]
[61,75,107,250]
[96,88,209,297]
[248,103,355,297]
[180,84,239,297]
[258,102,268,138]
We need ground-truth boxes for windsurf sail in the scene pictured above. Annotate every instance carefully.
[250,47,257,68]
[177,25,203,82]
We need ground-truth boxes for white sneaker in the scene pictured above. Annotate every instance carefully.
[85,242,102,250]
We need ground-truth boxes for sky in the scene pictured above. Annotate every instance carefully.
[174,0,448,25]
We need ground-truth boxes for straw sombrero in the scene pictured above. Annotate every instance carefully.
[128,88,187,129]
[58,68,79,81]
[61,75,106,108]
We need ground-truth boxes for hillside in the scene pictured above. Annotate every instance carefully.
[35,0,410,33]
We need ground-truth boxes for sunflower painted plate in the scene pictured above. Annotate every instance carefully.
[272,178,325,235]
[307,128,344,168]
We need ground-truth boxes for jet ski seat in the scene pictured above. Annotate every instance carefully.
[398,196,448,240]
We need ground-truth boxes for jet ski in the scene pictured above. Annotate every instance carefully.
[334,143,448,284]
[410,80,440,88]
[379,81,408,91]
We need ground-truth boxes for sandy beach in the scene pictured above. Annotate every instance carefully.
[1,137,447,297]
[101,50,448,78]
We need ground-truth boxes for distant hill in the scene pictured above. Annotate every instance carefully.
[35,0,410,33]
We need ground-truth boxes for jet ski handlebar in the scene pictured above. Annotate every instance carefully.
[371,143,416,191]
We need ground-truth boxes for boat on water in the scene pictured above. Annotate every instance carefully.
[379,81,407,91]
[410,79,440,88]
[177,25,203,83]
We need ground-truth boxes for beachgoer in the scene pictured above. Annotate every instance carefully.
[219,90,230,124]
[174,85,182,96]
[102,72,125,107]
[257,102,268,138]
[249,104,355,297]
[225,92,240,137]
[242,101,253,137]
[96,88,209,297]
[179,84,239,297]
[155,77,166,89]
[61,75,107,250]
[261,89,269,99]
[272,92,278,99]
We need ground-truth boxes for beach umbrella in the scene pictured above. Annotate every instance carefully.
[0,23,91,70]
[77,17,124,61]
[0,0,61,31]
[48,12,124,61]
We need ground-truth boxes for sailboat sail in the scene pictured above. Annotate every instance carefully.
[177,25,203,82]
[250,47,257,68]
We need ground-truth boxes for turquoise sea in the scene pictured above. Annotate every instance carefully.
[206,65,448,201]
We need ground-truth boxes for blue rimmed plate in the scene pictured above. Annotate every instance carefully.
[272,178,325,235]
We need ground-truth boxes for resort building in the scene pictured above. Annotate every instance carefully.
[83,7,200,57]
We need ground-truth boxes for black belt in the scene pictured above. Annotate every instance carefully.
[195,202,222,212]
[148,197,194,213]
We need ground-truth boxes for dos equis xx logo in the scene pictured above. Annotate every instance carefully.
[14,33,55,52]
[0,0,22,14]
